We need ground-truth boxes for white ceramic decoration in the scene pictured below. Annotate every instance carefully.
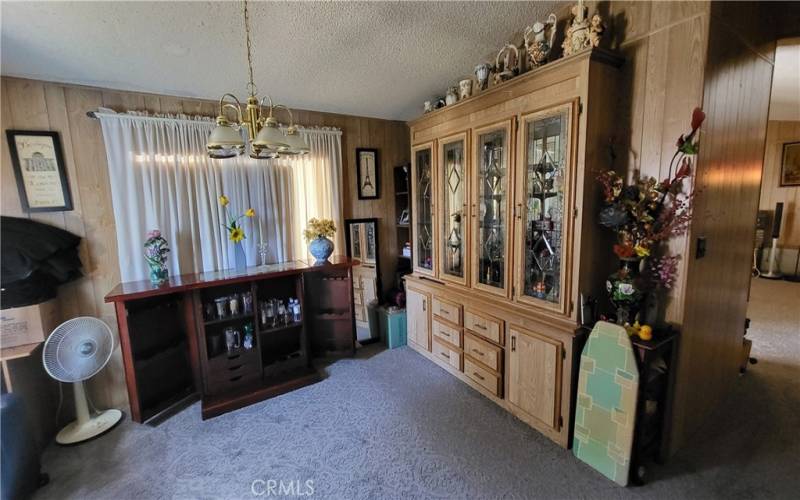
[474,63,492,91]
[458,79,473,100]
[562,1,604,56]
[494,44,519,84]
[424,100,433,113]
[445,87,458,106]
[524,13,558,67]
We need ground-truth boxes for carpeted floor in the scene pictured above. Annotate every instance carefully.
[34,278,799,499]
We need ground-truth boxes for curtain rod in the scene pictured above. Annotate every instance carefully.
[86,110,343,136]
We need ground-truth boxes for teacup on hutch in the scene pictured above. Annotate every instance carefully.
[445,87,458,106]
[524,13,557,67]
[458,79,473,100]
[474,63,492,91]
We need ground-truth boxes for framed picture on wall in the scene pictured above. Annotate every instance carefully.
[6,130,73,212]
[356,148,379,200]
[780,141,800,187]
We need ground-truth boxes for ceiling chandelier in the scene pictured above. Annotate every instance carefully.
[206,0,309,159]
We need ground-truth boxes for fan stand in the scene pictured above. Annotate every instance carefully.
[56,381,122,445]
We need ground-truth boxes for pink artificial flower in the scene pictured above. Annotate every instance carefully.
[147,229,161,239]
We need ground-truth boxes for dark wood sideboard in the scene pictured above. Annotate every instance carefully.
[105,256,357,422]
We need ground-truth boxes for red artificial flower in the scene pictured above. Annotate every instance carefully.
[675,157,692,180]
[613,244,636,259]
[691,107,706,132]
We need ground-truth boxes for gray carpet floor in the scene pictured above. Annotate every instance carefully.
[34,278,799,499]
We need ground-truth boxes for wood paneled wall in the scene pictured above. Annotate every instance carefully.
[671,1,776,454]
[0,76,407,408]
[759,120,800,248]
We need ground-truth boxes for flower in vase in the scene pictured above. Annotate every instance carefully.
[229,227,245,243]
[219,195,229,207]
[147,229,161,239]
[634,245,650,258]
[245,208,255,218]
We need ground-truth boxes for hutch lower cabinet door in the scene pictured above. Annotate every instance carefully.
[406,287,431,351]
[507,326,562,430]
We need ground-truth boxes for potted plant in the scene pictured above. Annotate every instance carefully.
[303,218,337,264]
[597,108,704,324]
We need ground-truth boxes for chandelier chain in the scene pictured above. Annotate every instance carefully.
[243,0,256,94]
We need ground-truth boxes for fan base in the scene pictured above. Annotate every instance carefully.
[56,409,122,445]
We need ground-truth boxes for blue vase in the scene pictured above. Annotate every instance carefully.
[148,264,169,286]
[308,236,334,264]
[234,242,247,271]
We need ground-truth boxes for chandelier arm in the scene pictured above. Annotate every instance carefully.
[218,93,243,122]
[272,104,295,129]
[221,103,244,128]
[257,95,276,124]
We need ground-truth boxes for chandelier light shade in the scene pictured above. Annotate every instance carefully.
[207,0,309,160]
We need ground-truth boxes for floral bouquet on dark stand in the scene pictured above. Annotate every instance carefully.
[597,108,705,325]
[144,230,170,286]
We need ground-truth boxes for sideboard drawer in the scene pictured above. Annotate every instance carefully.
[432,319,462,348]
[464,357,501,397]
[207,349,260,373]
[432,297,462,325]
[432,337,462,371]
[206,370,261,396]
[464,309,504,345]
[464,332,501,372]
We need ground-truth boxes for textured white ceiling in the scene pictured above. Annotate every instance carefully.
[1,1,563,121]
[769,38,800,121]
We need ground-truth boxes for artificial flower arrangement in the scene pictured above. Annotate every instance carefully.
[303,218,336,242]
[218,194,255,243]
[597,107,705,322]
[143,229,170,285]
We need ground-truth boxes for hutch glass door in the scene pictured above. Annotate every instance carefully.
[412,144,435,275]
[472,123,511,295]
[439,134,467,284]
[518,104,573,310]
[364,222,376,264]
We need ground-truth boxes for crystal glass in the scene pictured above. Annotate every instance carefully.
[415,148,434,270]
[441,139,465,278]
[523,109,569,304]
[257,243,269,266]
[476,129,508,289]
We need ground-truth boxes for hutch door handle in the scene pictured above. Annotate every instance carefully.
[516,203,522,220]
[472,372,485,381]
[473,323,486,330]
[471,348,484,356]
[511,335,516,352]
[422,299,426,311]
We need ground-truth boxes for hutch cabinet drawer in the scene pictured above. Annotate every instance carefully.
[207,349,260,372]
[464,332,501,372]
[206,356,261,385]
[432,337,462,371]
[206,370,261,396]
[464,309,503,345]
[432,319,462,348]
[432,297,462,325]
[464,357,501,396]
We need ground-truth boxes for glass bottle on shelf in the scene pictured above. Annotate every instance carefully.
[475,128,508,291]
[441,138,466,280]
[521,107,570,305]
[414,147,434,272]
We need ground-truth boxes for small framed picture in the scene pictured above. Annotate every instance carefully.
[6,130,73,212]
[356,148,379,200]
[780,141,800,187]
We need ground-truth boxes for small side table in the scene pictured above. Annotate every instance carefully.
[629,330,680,484]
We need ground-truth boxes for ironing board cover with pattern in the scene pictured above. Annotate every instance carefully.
[572,321,639,486]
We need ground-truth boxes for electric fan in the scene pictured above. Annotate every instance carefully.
[42,317,122,444]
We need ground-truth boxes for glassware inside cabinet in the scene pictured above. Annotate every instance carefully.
[523,108,569,304]
[441,140,466,278]
[476,129,508,289]
[414,147,434,271]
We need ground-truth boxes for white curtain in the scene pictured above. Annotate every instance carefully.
[97,111,343,283]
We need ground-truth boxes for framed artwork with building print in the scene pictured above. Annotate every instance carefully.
[356,148,379,199]
[6,130,73,212]
[780,141,800,187]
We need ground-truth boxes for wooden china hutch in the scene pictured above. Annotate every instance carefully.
[405,48,622,448]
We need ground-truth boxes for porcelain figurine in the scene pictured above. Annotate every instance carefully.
[445,87,458,106]
[474,63,492,91]
[562,1,604,56]
[423,100,433,113]
[458,79,473,100]
[524,13,557,67]
[434,97,446,110]
[494,43,519,84]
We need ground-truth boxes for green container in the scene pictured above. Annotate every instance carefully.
[378,307,407,349]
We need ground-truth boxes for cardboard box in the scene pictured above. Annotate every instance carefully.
[0,300,60,349]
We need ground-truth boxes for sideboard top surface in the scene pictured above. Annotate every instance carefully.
[105,255,358,303]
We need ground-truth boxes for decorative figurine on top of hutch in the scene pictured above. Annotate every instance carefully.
[459,79,473,100]
[445,87,459,106]
[474,63,492,91]
[143,229,170,285]
[524,13,558,67]
[562,0,605,56]
[494,43,520,84]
